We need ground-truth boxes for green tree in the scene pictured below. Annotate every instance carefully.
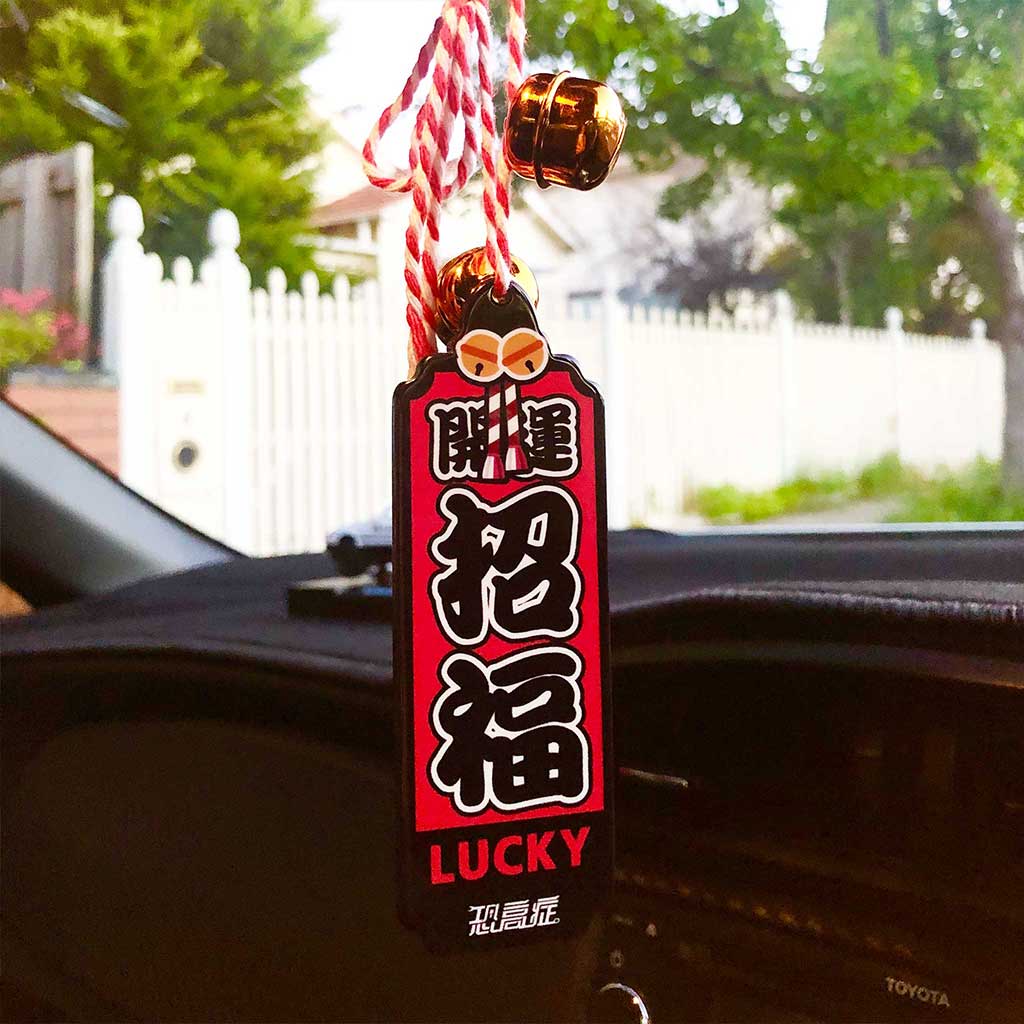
[0,0,330,283]
[521,0,1024,488]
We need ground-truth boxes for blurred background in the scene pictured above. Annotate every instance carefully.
[2,0,1022,556]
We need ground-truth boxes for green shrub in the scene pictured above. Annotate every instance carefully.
[855,452,917,497]
[886,459,1024,523]
[691,454,1023,524]
[0,308,56,371]
[692,465,858,523]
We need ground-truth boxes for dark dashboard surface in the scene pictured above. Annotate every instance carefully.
[5,526,1024,670]
[4,527,1024,1022]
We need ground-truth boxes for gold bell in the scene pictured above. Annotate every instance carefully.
[435,246,539,343]
[504,72,627,191]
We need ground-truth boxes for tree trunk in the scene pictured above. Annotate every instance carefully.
[833,235,853,327]
[1004,342,1024,491]
[968,185,1024,490]
[874,0,892,57]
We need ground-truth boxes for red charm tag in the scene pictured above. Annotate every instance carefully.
[393,284,612,949]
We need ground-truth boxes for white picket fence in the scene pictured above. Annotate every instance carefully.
[103,198,1004,554]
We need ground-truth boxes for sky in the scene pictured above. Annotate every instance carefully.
[306,0,830,118]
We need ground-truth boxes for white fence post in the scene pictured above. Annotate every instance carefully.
[775,290,797,481]
[600,269,630,529]
[266,268,291,551]
[103,195,160,497]
[201,210,254,552]
[302,269,325,552]
[886,306,905,460]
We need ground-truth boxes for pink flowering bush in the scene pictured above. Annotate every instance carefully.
[49,310,90,362]
[0,287,50,316]
[0,288,89,374]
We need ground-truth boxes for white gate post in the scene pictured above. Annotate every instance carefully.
[774,290,797,482]
[201,210,254,553]
[103,195,158,496]
[886,306,906,460]
[600,268,630,530]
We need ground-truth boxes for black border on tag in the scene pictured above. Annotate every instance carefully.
[392,344,612,952]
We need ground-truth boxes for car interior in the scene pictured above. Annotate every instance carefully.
[3,398,1022,1022]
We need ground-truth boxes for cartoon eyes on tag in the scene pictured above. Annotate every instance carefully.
[500,329,549,381]
[456,330,503,383]
[455,328,549,383]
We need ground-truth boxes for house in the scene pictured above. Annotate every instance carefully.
[530,154,783,302]
[309,115,779,307]
[309,129,583,308]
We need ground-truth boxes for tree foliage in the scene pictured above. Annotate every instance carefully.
[521,0,1023,331]
[0,0,331,283]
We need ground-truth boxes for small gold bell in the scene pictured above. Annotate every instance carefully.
[504,72,626,191]
[436,246,539,343]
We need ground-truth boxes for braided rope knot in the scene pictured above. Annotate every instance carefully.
[362,0,526,369]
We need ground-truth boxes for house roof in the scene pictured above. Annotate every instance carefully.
[311,185,404,228]
[311,179,581,256]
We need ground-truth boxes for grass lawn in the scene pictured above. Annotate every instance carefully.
[691,455,1024,525]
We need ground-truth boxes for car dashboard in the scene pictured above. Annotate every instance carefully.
[3,529,1023,1022]
[606,647,1023,1021]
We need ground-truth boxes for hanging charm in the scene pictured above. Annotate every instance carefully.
[393,279,612,950]
[362,0,625,951]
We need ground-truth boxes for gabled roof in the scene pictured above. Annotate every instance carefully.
[311,185,404,228]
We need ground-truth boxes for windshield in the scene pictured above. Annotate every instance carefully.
[2,0,1022,558]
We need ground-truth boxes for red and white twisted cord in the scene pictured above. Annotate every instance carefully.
[361,0,527,367]
[498,0,526,227]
